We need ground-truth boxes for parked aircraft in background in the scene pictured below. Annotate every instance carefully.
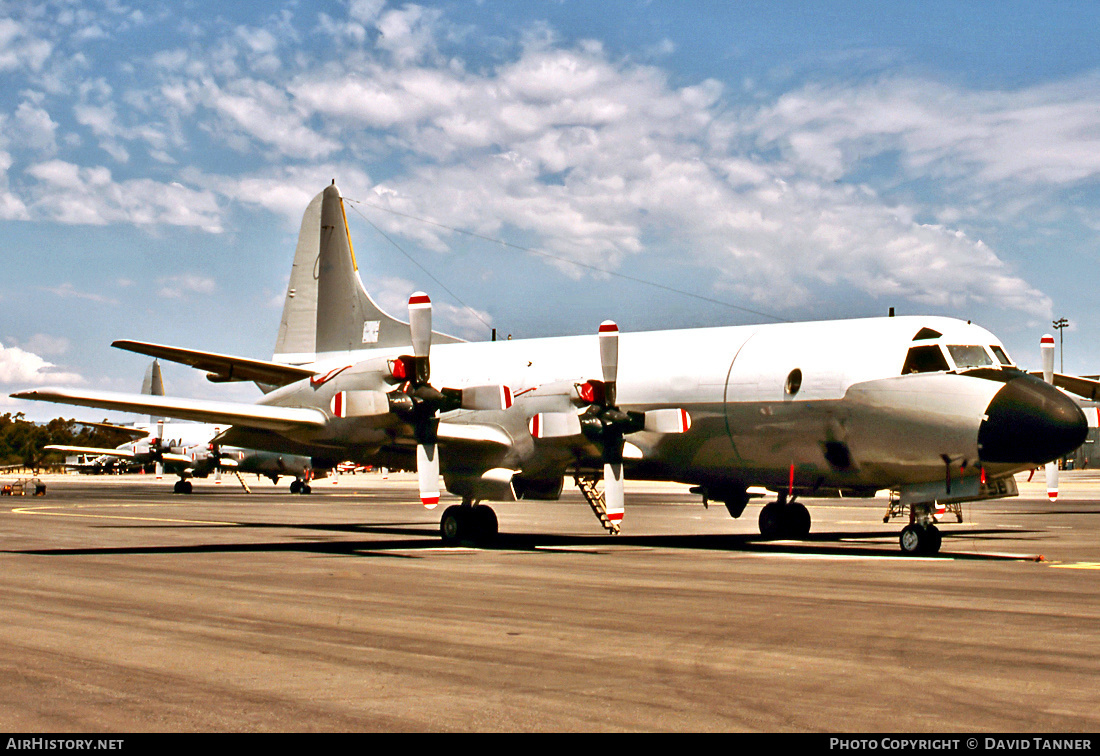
[44,362,323,493]
[14,182,1087,554]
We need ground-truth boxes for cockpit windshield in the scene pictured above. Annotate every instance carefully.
[947,345,994,369]
[990,345,1013,366]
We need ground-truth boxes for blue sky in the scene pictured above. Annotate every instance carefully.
[3,0,1100,421]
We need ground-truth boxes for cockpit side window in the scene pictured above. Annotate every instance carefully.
[902,345,950,374]
[947,345,994,369]
[990,345,1013,366]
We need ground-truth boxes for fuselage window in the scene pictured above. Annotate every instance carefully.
[990,345,1013,366]
[901,345,950,374]
[947,345,994,369]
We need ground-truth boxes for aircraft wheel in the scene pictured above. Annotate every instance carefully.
[923,524,942,555]
[301,484,312,495]
[900,524,932,555]
[786,502,811,539]
[290,480,302,494]
[471,504,498,544]
[440,505,466,544]
[758,502,784,539]
[174,480,185,494]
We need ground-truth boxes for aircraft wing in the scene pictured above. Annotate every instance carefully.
[44,444,139,460]
[72,421,150,441]
[1028,371,1100,401]
[112,340,315,386]
[11,388,328,433]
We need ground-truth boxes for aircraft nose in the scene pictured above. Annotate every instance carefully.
[977,374,1087,465]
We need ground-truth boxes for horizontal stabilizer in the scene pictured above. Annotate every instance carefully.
[12,388,328,433]
[113,340,315,387]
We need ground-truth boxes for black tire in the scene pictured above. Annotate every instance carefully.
[923,524,942,555]
[301,484,312,495]
[290,480,301,494]
[785,502,811,538]
[759,502,784,539]
[440,505,466,544]
[471,505,498,544]
[900,524,924,555]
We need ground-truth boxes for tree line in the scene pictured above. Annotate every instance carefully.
[0,413,126,470]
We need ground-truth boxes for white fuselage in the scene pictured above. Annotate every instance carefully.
[266,314,1031,497]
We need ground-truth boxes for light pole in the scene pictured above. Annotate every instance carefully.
[1053,317,1068,374]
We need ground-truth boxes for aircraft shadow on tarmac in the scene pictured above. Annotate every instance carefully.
[3,520,1047,561]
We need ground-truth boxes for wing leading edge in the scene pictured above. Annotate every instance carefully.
[12,388,327,433]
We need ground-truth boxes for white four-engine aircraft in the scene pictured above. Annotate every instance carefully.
[13,183,1088,554]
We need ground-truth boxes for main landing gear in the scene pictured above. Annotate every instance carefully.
[289,479,312,494]
[439,498,498,545]
[757,493,811,540]
[173,479,193,494]
[896,502,943,555]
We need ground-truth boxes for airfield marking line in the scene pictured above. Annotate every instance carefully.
[1048,561,1100,570]
[8,503,238,526]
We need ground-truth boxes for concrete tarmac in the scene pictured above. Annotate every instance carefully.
[0,470,1097,732]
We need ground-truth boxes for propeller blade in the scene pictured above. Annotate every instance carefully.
[529,411,582,439]
[599,321,618,405]
[460,384,513,411]
[1041,334,1055,384]
[604,460,624,526]
[416,442,440,509]
[643,408,691,433]
[409,292,432,359]
[1040,335,1058,501]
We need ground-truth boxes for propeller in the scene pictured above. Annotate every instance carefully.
[528,320,691,531]
[386,292,513,508]
[578,321,644,526]
[1041,334,1058,501]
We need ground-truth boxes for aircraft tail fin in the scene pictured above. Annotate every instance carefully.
[273,182,460,365]
[141,359,164,423]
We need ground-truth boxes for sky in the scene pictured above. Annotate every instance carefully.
[3,0,1100,422]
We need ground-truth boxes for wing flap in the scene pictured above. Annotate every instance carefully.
[12,388,328,433]
[112,340,315,387]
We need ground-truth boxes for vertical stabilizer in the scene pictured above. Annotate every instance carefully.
[273,182,459,365]
[141,359,164,423]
